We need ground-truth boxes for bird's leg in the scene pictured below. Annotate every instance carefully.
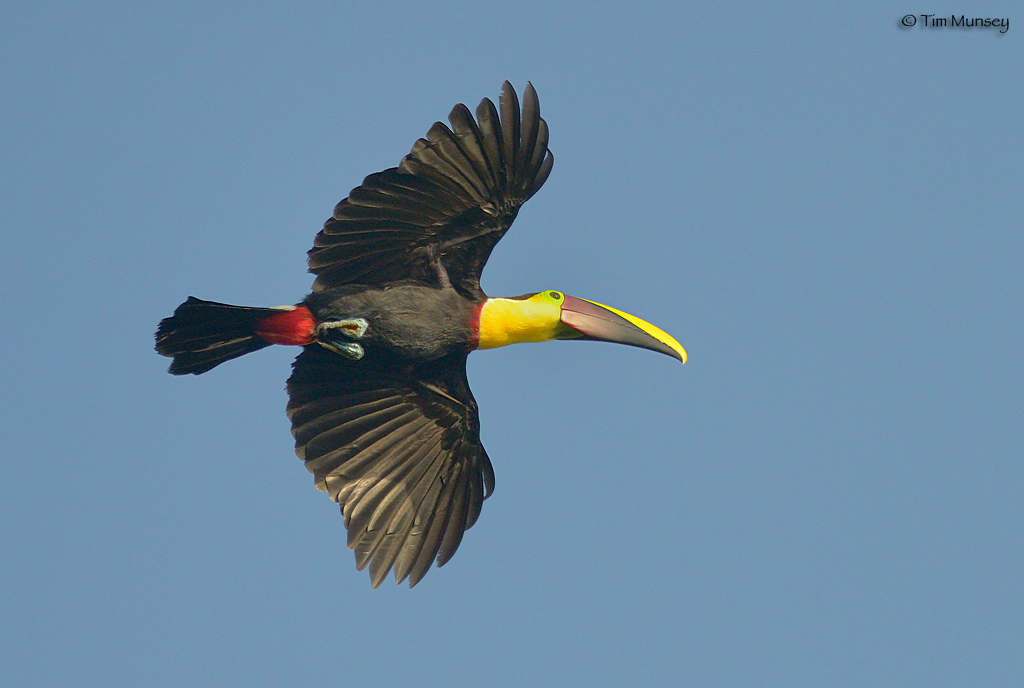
[427,244,452,289]
[315,318,368,360]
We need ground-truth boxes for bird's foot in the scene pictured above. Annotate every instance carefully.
[317,340,364,360]
[316,318,369,339]
[315,318,368,360]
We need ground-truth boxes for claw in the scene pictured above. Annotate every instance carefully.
[317,340,364,360]
[316,318,368,339]
[314,318,368,360]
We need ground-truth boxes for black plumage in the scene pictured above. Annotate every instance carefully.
[289,83,550,585]
[307,81,552,299]
[157,82,553,587]
[304,284,476,361]
[287,346,493,588]
[156,298,277,374]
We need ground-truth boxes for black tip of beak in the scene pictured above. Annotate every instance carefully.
[559,295,686,363]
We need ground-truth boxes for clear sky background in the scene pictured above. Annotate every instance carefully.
[2,2,1021,686]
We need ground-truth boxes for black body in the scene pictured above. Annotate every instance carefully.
[156,82,553,588]
[306,282,478,361]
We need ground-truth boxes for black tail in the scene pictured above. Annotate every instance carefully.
[156,297,285,375]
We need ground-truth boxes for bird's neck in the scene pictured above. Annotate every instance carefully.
[475,297,563,350]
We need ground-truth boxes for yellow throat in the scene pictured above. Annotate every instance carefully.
[477,296,567,349]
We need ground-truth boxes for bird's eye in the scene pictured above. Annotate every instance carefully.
[549,291,562,300]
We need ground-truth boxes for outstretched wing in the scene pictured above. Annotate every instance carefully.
[307,81,554,300]
[286,346,495,588]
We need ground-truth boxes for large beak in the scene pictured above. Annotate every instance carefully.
[559,295,687,363]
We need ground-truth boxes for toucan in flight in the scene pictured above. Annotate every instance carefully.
[156,82,686,588]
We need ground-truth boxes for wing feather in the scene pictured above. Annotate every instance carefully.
[475,97,506,191]
[369,444,452,587]
[308,82,554,299]
[420,122,491,203]
[437,459,472,567]
[393,457,454,586]
[499,81,521,193]
[286,347,492,587]
[357,439,447,573]
[448,103,498,193]
[343,429,440,542]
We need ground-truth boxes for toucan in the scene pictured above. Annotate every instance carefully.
[156,82,686,588]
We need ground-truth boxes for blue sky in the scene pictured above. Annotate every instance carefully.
[2,2,1021,686]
